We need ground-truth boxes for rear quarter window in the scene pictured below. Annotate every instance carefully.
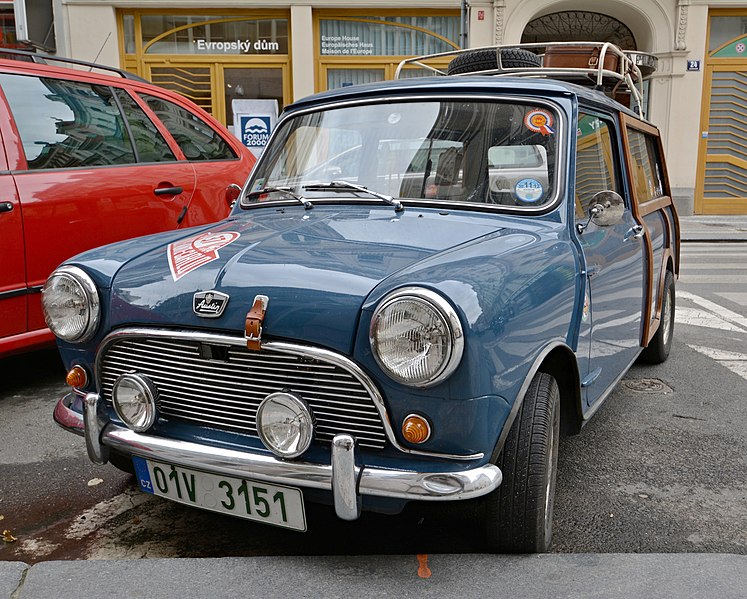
[627,128,665,203]
[140,94,237,161]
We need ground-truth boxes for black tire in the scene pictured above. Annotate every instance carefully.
[481,372,560,553]
[447,48,542,75]
[639,270,675,364]
[108,450,135,475]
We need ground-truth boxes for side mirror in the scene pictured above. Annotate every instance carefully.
[589,190,625,226]
[226,183,242,208]
[577,190,625,234]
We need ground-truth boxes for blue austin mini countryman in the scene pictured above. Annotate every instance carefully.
[48,43,679,552]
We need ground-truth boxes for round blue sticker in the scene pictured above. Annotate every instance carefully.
[514,178,544,204]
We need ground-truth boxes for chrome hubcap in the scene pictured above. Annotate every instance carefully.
[661,285,673,345]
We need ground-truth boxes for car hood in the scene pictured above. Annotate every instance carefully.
[108,206,508,353]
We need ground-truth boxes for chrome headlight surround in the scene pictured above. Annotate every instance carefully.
[256,392,314,458]
[41,265,100,343]
[369,287,464,388]
[112,373,159,433]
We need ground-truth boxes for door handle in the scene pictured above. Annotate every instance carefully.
[154,186,183,196]
[625,224,644,241]
[0,202,13,213]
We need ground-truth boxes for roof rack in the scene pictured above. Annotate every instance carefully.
[0,47,149,83]
[395,42,647,120]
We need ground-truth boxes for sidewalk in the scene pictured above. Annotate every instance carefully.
[679,214,747,242]
[3,553,747,598]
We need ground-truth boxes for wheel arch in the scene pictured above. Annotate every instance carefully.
[489,342,582,463]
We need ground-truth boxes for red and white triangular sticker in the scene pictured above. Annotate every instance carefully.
[168,231,240,281]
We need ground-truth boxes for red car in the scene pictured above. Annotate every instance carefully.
[0,51,254,357]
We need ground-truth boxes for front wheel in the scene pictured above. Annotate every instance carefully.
[481,372,560,553]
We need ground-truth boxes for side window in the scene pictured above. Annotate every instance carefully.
[575,113,620,218]
[627,128,665,204]
[114,89,176,163]
[140,94,236,161]
[0,73,136,169]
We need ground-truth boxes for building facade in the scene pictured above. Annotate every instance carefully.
[10,1,747,216]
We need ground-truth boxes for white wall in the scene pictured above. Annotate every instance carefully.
[62,4,119,67]
[290,5,314,101]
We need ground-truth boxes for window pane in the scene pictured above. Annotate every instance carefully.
[141,16,288,55]
[326,68,385,90]
[122,14,136,53]
[628,128,664,203]
[320,16,459,56]
[575,114,617,218]
[709,16,747,53]
[140,94,236,161]
[115,89,176,163]
[0,74,136,169]
[224,67,284,128]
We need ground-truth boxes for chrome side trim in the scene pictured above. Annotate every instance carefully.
[53,394,502,510]
[95,328,484,461]
[0,288,31,300]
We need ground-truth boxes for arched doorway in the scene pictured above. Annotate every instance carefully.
[521,11,637,50]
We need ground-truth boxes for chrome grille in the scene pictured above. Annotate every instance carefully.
[99,336,387,449]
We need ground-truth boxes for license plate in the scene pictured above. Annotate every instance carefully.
[132,457,306,531]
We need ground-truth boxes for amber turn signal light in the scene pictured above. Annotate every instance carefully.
[66,365,88,388]
[402,414,431,444]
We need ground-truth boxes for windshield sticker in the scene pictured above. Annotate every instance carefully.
[251,178,266,192]
[514,178,544,204]
[524,110,554,136]
[168,231,241,281]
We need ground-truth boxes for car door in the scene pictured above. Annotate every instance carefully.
[136,92,252,226]
[0,72,197,333]
[0,125,26,343]
[574,111,645,407]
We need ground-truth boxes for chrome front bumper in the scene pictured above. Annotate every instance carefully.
[54,393,502,521]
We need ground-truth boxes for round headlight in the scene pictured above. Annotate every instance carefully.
[41,265,100,343]
[370,287,464,388]
[112,373,159,432]
[256,392,314,458]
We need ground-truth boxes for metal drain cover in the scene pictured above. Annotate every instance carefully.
[622,378,673,394]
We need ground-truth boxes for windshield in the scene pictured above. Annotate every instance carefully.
[243,99,559,209]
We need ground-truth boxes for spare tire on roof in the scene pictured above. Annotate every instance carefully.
[447,48,542,75]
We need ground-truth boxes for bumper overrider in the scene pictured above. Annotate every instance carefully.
[54,392,502,521]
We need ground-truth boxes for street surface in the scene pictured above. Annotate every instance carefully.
[1,242,746,562]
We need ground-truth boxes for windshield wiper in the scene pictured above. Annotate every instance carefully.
[303,180,404,213]
[245,186,313,210]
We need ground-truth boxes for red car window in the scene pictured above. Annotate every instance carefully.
[140,93,237,161]
[114,88,177,163]
[0,73,137,169]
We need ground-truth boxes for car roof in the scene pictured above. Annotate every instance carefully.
[286,75,644,122]
[0,54,161,93]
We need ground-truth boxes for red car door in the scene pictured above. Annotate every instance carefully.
[135,91,253,226]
